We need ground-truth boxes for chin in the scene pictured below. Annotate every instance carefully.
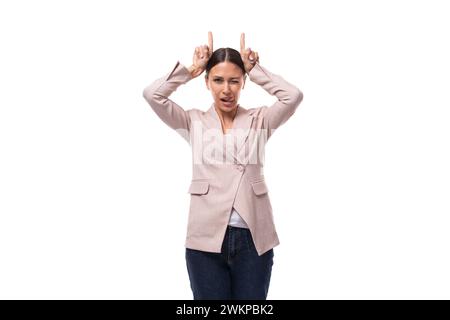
[218,105,237,113]
[216,100,238,113]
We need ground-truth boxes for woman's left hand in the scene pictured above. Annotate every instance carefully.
[240,33,259,73]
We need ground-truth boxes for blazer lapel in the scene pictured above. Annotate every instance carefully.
[206,103,222,129]
[231,106,254,162]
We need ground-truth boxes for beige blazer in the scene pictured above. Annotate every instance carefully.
[143,60,303,255]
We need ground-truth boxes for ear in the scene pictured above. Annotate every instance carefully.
[242,75,247,89]
[205,75,210,90]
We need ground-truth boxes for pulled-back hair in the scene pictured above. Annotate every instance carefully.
[205,47,246,78]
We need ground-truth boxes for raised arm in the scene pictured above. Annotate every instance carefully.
[240,33,303,136]
[142,61,192,141]
[142,32,214,141]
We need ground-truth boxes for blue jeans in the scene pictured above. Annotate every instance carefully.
[185,226,274,300]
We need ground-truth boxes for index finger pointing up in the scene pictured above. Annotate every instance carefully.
[240,33,245,52]
[208,31,213,52]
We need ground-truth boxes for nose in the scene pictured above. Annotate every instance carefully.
[222,83,231,94]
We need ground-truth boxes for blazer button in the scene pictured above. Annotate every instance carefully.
[236,165,244,172]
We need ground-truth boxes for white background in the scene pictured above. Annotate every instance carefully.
[1,0,449,299]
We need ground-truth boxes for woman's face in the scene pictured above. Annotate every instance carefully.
[205,61,245,114]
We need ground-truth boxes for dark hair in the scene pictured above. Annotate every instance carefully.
[205,47,246,79]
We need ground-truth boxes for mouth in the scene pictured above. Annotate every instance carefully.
[220,97,235,108]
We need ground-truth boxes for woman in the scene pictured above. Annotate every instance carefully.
[143,32,303,300]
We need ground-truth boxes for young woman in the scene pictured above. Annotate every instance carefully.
[143,32,303,300]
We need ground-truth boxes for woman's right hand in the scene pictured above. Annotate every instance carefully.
[188,31,213,78]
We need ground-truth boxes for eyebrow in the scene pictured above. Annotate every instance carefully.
[212,76,241,80]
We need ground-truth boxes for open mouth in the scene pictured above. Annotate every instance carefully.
[220,97,234,107]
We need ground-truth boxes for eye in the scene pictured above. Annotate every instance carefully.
[213,79,223,83]
[231,80,239,84]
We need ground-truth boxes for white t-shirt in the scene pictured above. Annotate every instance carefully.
[228,207,249,229]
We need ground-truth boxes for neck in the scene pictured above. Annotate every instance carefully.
[215,106,238,124]
[214,105,238,134]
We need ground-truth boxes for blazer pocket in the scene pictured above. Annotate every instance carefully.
[251,180,269,196]
[188,181,210,195]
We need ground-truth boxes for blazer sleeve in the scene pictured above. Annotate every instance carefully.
[248,62,303,138]
[142,61,193,142]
